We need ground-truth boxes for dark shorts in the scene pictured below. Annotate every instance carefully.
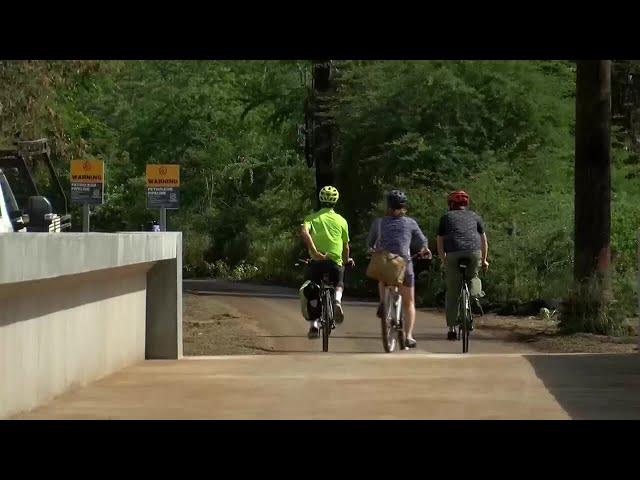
[307,260,344,288]
[401,260,415,287]
[403,270,415,288]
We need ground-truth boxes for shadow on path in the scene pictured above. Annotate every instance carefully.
[525,353,640,419]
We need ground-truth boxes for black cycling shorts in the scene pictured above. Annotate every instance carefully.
[307,259,344,288]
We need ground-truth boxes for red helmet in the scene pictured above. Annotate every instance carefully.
[447,190,470,206]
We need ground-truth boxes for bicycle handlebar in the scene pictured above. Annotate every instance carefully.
[294,258,310,267]
[365,250,431,261]
[295,258,355,269]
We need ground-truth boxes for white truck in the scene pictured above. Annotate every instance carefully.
[0,139,71,233]
[0,167,25,232]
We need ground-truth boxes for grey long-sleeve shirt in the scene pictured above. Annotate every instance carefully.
[367,216,428,261]
[437,209,485,253]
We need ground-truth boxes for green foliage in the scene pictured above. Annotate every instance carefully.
[559,276,627,335]
[2,60,639,331]
[183,229,212,277]
[332,61,581,304]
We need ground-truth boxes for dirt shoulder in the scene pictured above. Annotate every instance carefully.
[183,292,639,356]
[183,293,276,355]
[474,313,639,354]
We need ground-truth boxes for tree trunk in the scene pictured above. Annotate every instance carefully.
[574,60,612,286]
[311,60,335,209]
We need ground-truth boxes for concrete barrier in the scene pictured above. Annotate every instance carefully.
[0,232,182,419]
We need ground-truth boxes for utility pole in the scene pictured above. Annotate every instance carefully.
[574,61,612,292]
[308,60,335,209]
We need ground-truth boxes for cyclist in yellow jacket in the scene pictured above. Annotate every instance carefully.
[300,186,354,339]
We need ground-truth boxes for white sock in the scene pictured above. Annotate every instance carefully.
[335,290,343,303]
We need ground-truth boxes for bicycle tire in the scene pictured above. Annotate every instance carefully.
[463,325,470,352]
[456,292,463,342]
[462,323,468,353]
[321,288,332,352]
[461,288,470,353]
[465,296,473,353]
[381,295,397,353]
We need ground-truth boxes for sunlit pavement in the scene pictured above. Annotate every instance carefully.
[16,353,640,420]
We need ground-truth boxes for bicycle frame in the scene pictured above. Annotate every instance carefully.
[456,279,471,317]
[296,258,337,352]
[381,285,406,352]
[384,286,401,325]
[375,254,422,353]
[319,274,336,352]
[456,265,472,353]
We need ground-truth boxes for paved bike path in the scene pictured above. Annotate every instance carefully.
[17,353,640,419]
[15,283,639,419]
[184,285,536,355]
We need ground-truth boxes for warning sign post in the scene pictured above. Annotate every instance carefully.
[70,159,105,232]
[146,164,180,231]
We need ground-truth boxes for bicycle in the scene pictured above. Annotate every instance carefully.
[296,258,351,353]
[380,284,407,353]
[455,258,475,353]
[376,252,426,353]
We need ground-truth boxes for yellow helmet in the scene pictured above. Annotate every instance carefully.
[319,185,339,204]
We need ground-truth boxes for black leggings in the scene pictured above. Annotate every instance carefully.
[307,260,344,288]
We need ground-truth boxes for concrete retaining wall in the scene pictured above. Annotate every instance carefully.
[0,232,182,419]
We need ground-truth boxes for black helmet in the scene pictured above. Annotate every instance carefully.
[387,190,407,209]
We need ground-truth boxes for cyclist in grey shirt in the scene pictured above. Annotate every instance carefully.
[436,190,489,340]
[367,190,432,348]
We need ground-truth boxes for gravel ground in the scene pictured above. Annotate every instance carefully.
[474,312,639,354]
[183,294,276,355]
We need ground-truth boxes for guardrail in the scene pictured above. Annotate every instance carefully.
[0,232,182,418]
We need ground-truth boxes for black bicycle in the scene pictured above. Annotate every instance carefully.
[456,259,474,353]
[296,259,339,352]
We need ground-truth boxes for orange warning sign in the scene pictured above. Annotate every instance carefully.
[146,164,180,187]
[70,159,104,183]
[70,159,104,204]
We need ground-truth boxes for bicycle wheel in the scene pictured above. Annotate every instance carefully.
[464,294,473,353]
[321,289,332,352]
[456,292,463,341]
[381,291,397,353]
[461,288,470,353]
